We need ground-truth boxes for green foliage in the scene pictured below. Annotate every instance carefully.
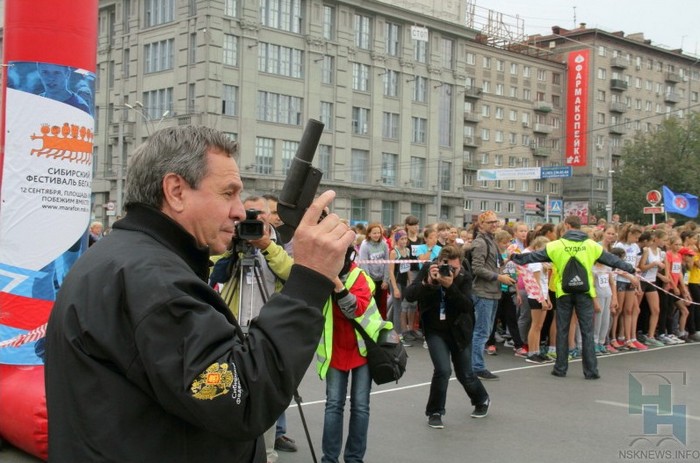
[613,113,700,223]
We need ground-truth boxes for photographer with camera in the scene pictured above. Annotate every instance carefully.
[405,245,490,430]
[212,195,299,459]
[45,126,356,462]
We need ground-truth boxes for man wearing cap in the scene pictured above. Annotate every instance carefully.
[471,211,514,381]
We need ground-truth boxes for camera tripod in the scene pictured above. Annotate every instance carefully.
[223,240,319,463]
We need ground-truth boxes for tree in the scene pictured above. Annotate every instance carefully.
[613,113,700,223]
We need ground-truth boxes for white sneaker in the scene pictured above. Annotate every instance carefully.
[423,340,428,349]
[504,339,514,348]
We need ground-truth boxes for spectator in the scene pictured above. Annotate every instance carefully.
[471,211,515,381]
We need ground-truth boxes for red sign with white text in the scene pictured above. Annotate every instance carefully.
[565,50,590,166]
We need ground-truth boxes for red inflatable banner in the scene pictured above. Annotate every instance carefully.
[0,1,98,459]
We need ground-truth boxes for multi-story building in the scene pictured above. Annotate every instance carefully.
[87,0,569,227]
[530,24,700,219]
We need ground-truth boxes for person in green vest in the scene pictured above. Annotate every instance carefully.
[510,215,636,380]
[316,247,392,463]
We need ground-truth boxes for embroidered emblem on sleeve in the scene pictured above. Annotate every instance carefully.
[191,362,236,400]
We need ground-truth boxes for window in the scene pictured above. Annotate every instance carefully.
[410,203,425,225]
[595,179,606,190]
[123,48,130,77]
[495,107,504,120]
[383,70,399,97]
[481,128,490,141]
[223,34,238,66]
[508,179,515,191]
[437,85,452,147]
[411,157,426,188]
[381,153,398,185]
[351,199,368,224]
[439,161,451,191]
[222,85,238,116]
[597,68,607,80]
[483,57,491,69]
[534,180,543,193]
[537,69,546,81]
[482,81,491,93]
[352,63,370,91]
[414,39,428,63]
[254,137,274,175]
[320,101,333,130]
[351,149,369,183]
[494,202,502,213]
[145,0,174,27]
[381,201,397,227]
[481,104,491,118]
[260,0,302,33]
[496,59,505,72]
[480,153,489,165]
[320,56,334,84]
[189,33,197,65]
[354,14,371,49]
[464,199,473,210]
[495,130,504,143]
[509,86,518,98]
[187,83,195,113]
[496,83,504,95]
[385,22,400,56]
[480,200,488,211]
[510,63,518,75]
[466,52,476,65]
[597,90,606,102]
[494,154,503,166]
[224,0,238,16]
[523,66,531,78]
[522,88,531,100]
[411,117,427,143]
[144,39,174,73]
[316,144,332,179]
[521,180,529,192]
[258,43,303,78]
[256,91,302,125]
[142,87,173,119]
[322,5,335,40]
[598,45,606,57]
[441,38,454,69]
[352,107,370,135]
[552,73,561,85]
[509,109,517,121]
[281,140,298,175]
[413,76,427,102]
[382,112,399,139]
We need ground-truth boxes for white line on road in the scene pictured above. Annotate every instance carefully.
[595,400,700,422]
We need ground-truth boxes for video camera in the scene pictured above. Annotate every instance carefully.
[236,209,264,241]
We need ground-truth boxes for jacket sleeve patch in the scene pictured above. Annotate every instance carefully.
[190,362,240,401]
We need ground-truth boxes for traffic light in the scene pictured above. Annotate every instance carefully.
[535,197,546,217]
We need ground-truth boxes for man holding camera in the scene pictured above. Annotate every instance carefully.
[213,195,299,458]
[405,245,490,429]
[45,126,356,462]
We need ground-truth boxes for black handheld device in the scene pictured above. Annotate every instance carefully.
[277,119,325,243]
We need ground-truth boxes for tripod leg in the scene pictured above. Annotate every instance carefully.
[293,390,318,463]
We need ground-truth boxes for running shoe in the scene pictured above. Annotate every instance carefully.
[568,348,581,360]
[514,347,529,358]
[610,339,625,349]
[427,413,444,429]
[658,334,672,345]
[643,337,664,348]
[630,340,648,350]
[485,345,498,355]
[525,354,549,364]
[504,339,515,348]
[545,351,557,360]
[604,344,618,354]
[668,334,685,344]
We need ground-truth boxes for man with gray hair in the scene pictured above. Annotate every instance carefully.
[45,126,356,462]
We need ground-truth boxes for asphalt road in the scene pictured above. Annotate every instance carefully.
[2,342,699,463]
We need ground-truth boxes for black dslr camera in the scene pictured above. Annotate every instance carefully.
[236,209,264,241]
[438,263,453,277]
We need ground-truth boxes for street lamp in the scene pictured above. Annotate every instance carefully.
[124,101,170,136]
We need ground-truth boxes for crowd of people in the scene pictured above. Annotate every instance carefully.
[45,126,699,463]
[351,214,700,378]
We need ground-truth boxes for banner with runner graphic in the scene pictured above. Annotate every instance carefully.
[0,1,97,458]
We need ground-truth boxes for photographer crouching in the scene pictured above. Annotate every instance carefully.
[405,245,490,429]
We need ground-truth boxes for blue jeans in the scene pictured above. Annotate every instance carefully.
[321,364,371,463]
[425,330,488,416]
[275,411,287,439]
[554,293,598,377]
[471,295,499,372]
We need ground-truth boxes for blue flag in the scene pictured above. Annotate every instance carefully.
[663,185,699,218]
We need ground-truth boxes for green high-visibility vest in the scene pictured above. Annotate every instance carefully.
[315,267,393,380]
[546,238,603,298]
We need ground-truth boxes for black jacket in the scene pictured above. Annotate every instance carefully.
[404,262,474,347]
[45,204,332,462]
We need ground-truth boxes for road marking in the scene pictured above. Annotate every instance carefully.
[289,344,698,408]
[595,400,700,422]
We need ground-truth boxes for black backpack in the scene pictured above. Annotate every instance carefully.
[462,234,490,279]
[561,243,590,293]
